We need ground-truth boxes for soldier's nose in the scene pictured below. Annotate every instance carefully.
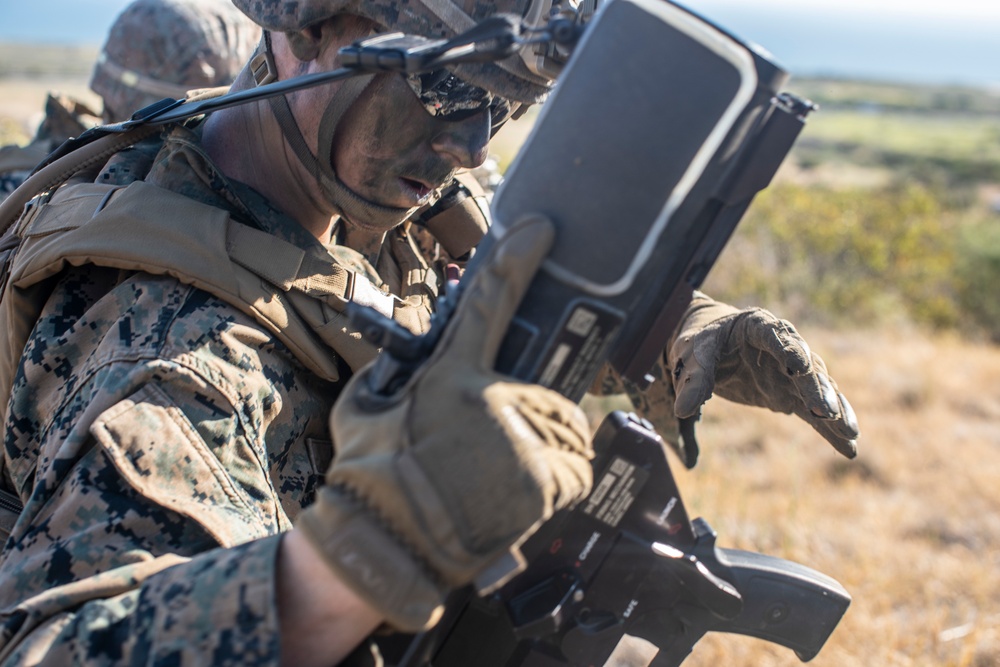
[431,111,490,169]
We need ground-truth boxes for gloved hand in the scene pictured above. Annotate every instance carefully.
[668,293,859,460]
[296,216,594,633]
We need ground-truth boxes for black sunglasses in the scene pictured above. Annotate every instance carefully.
[405,70,518,130]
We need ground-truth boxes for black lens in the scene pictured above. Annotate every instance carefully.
[406,70,515,126]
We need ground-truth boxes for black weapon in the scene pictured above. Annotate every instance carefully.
[384,411,849,666]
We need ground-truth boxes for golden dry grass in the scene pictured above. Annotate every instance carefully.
[661,326,1000,667]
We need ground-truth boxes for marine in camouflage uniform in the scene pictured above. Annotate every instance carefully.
[0,127,327,665]
[0,0,260,203]
[0,0,557,658]
[0,0,859,665]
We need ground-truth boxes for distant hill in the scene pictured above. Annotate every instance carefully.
[0,44,100,79]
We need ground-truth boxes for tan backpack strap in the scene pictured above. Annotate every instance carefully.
[225,222,396,321]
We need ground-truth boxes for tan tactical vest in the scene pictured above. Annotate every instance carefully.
[4,178,448,390]
[0,178,455,540]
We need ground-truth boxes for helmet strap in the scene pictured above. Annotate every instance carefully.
[250,31,279,86]
[255,31,417,233]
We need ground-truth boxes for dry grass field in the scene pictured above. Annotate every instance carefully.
[580,326,1000,667]
[2,63,1000,666]
[671,326,1000,667]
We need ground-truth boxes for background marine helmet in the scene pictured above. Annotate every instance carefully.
[230,0,554,105]
[90,0,262,122]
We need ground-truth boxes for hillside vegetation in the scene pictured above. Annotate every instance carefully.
[704,78,1000,341]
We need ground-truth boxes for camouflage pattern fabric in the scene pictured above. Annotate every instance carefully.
[91,0,261,122]
[91,131,173,187]
[232,0,552,104]
[0,125,415,665]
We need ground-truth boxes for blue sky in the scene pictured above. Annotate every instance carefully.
[1,0,998,87]
[0,1,134,43]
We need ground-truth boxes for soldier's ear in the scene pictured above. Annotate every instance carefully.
[285,25,324,61]
[285,16,380,63]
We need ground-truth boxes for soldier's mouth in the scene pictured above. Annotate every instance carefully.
[399,176,433,204]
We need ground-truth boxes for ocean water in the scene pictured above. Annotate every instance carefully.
[682,2,1000,88]
[0,0,997,88]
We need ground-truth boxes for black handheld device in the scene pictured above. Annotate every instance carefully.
[477,0,814,398]
[345,1,848,664]
[353,0,815,400]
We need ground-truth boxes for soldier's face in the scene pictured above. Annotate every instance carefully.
[277,16,493,233]
[332,73,492,211]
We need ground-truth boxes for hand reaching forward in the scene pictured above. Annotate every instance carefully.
[668,294,859,459]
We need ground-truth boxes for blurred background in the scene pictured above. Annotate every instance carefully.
[2,1,999,665]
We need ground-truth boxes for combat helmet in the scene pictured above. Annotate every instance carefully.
[90,0,262,122]
[231,0,565,105]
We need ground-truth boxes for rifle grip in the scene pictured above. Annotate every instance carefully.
[710,548,851,662]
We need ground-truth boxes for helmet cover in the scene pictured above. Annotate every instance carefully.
[91,0,263,120]
[231,0,552,104]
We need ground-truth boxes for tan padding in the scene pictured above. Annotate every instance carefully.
[0,125,160,236]
[422,196,490,259]
[3,181,385,396]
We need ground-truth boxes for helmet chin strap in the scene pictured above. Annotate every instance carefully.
[261,37,418,233]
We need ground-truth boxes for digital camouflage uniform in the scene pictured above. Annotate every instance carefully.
[0,122,445,665]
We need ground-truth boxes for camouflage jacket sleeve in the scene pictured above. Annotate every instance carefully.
[0,268,338,666]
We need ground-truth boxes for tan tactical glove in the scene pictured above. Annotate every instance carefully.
[668,292,859,460]
[296,216,594,633]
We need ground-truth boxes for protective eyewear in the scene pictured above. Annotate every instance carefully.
[405,70,518,130]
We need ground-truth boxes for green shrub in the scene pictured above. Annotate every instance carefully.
[955,218,1000,341]
[704,183,961,329]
